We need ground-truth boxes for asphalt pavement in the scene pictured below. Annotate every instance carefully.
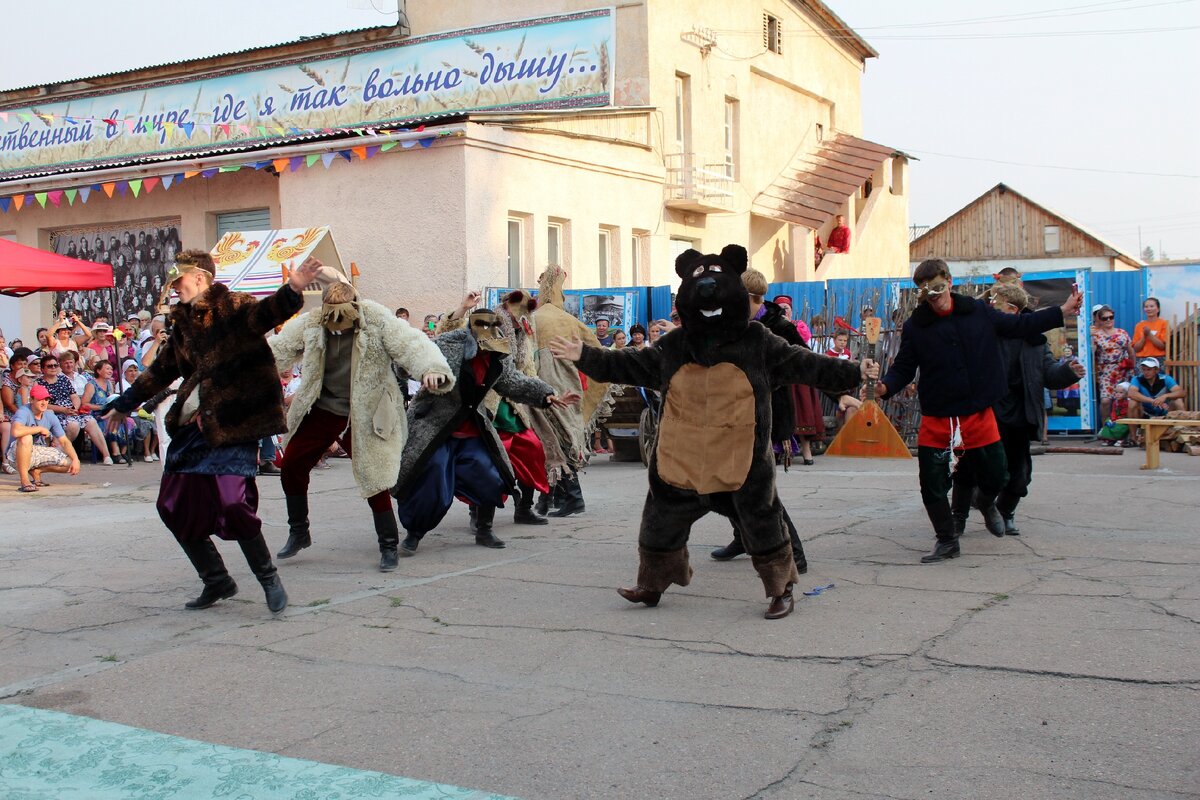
[1,449,1197,799]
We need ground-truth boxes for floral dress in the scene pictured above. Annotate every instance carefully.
[88,377,132,445]
[1092,327,1131,401]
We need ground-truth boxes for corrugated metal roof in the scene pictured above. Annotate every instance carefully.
[752,134,906,230]
[0,25,395,94]
[0,111,468,183]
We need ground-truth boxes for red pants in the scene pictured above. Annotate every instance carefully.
[498,428,549,493]
[280,406,391,513]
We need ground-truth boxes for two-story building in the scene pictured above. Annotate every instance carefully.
[0,0,910,335]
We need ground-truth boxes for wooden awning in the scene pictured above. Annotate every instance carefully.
[752,134,905,230]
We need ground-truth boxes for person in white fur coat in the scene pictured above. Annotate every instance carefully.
[269,267,455,571]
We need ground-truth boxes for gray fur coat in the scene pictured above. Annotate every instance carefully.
[393,327,556,498]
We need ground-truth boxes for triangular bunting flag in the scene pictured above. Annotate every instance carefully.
[116,182,128,197]
[257,126,268,136]
[184,170,200,179]
[129,179,142,197]
[219,165,242,172]
[162,175,174,191]
[251,161,270,170]
[237,124,249,135]
[218,123,231,137]
[273,126,286,135]
[321,152,336,168]
[288,156,304,172]
[337,150,353,162]
[125,118,138,133]
[401,139,416,149]
[380,141,398,152]
[199,123,212,134]
[272,158,290,174]
[352,146,367,161]
[181,122,195,138]
[35,192,48,208]
[101,183,115,198]
[79,187,91,203]
[0,112,7,122]
[163,122,175,137]
[305,154,320,167]
[200,168,217,178]
[0,197,10,213]
[12,194,24,211]
[366,145,380,159]
[419,137,435,148]
[65,188,77,205]
[144,177,160,193]
[47,190,63,207]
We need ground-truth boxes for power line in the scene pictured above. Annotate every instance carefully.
[901,148,1200,179]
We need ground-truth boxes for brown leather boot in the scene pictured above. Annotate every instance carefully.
[617,586,662,607]
[764,585,795,619]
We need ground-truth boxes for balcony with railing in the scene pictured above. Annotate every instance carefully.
[664,153,734,214]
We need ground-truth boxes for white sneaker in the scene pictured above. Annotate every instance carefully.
[1,462,15,475]
[150,454,159,462]
[102,456,114,465]
[144,456,154,463]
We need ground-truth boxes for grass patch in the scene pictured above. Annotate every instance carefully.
[306,598,330,607]
[389,596,405,607]
[96,654,119,663]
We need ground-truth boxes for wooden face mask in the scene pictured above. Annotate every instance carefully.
[469,310,510,353]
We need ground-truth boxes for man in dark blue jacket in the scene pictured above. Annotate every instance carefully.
[876,259,1083,563]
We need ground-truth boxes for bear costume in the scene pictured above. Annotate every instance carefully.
[560,244,866,619]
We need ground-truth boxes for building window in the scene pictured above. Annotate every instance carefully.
[547,221,563,266]
[215,208,270,240]
[723,98,739,180]
[507,218,524,286]
[631,230,650,285]
[1044,225,1061,254]
[600,225,619,287]
[763,13,783,55]
[674,73,691,153]
[815,123,823,142]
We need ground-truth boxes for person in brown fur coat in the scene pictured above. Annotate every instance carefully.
[105,250,320,614]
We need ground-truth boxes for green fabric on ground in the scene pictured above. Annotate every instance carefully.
[0,704,516,800]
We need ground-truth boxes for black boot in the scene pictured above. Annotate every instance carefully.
[474,505,506,548]
[548,475,585,517]
[400,533,421,556]
[996,492,1021,535]
[468,504,478,532]
[921,500,961,563]
[950,482,973,537]
[534,490,550,517]
[711,528,746,561]
[239,534,288,613]
[179,537,238,609]
[975,492,1006,538]
[277,495,311,559]
[374,509,400,572]
[514,482,548,525]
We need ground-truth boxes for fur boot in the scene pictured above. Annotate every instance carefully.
[749,541,800,599]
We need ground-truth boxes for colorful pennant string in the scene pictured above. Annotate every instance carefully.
[0,127,450,213]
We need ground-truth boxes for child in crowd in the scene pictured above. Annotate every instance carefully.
[1096,382,1132,447]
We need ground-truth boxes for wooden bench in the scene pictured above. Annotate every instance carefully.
[1116,418,1182,470]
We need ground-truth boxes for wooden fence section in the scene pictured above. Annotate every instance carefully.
[1166,301,1198,410]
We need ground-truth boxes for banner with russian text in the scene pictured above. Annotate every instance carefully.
[0,8,613,179]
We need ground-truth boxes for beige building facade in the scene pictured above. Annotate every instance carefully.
[1,1,910,336]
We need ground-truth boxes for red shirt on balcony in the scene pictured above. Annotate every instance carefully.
[825,215,851,253]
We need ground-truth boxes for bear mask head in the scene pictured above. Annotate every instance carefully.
[673,244,750,337]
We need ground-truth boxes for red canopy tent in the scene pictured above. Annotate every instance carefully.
[0,238,114,297]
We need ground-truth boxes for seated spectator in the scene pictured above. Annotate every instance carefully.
[85,323,118,369]
[0,330,10,365]
[3,348,36,416]
[9,338,24,351]
[825,331,862,423]
[26,354,43,380]
[60,352,88,396]
[118,359,158,462]
[5,384,80,492]
[628,324,647,350]
[37,354,109,461]
[1127,357,1186,419]
[81,360,131,465]
[610,330,627,349]
[826,331,853,360]
[33,327,52,358]
[395,307,409,320]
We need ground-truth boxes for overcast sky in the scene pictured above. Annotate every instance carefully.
[2,0,1197,259]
